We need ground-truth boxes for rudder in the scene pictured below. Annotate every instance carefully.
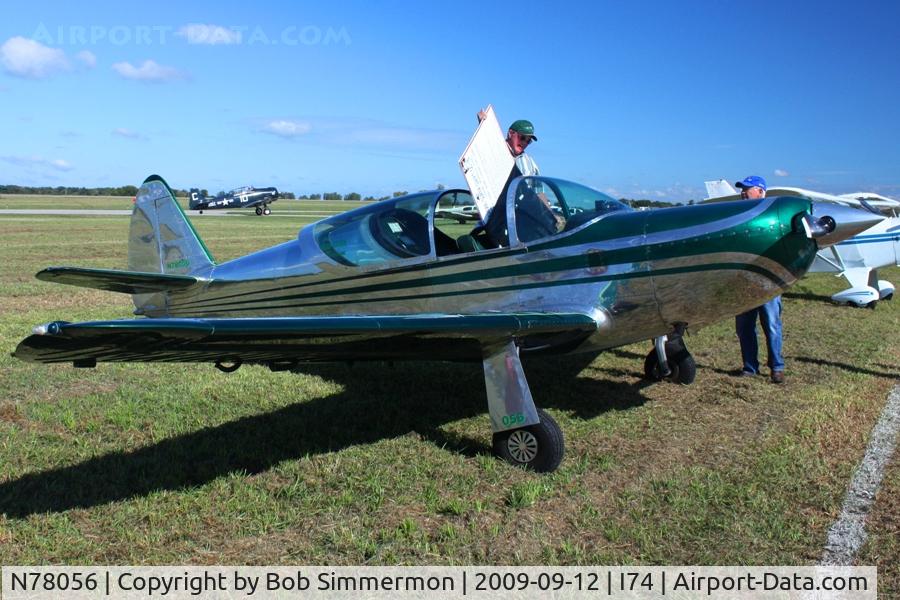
[129,175,214,314]
[129,175,215,276]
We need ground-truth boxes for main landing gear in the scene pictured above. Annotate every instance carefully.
[483,341,565,472]
[255,204,272,216]
[643,325,696,385]
[492,408,564,472]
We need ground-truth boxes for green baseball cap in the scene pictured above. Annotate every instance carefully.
[509,119,537,141]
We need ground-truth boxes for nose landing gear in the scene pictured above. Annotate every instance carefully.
[644,325,696,385]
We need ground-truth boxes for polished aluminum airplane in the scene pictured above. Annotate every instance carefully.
[15,174,882,472]
[706,180,900,307]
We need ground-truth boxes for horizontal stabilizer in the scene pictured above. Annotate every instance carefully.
[36,267,200,294]
[15,313,598,364]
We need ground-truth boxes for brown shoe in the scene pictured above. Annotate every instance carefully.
[771,371,785,384]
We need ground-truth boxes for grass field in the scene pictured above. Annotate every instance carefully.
[0,203,897,592]
[0,193,369,216]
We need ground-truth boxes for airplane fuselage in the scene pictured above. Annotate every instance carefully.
[137,195,818,359]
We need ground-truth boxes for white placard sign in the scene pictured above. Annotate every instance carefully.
[458,105,515,220]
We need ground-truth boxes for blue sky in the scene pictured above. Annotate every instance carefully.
[1,0,899,201]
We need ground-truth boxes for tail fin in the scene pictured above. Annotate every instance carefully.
[188,188,205,210]
[704,179,738,200]
[130,175,214,275]
[130,175,215,314]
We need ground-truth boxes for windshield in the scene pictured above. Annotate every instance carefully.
[511,177,632,243]
[314,193,433,266]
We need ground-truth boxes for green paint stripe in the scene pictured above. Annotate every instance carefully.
[178,222,802,311]
[172,261,787,314]
[181,246,528,307]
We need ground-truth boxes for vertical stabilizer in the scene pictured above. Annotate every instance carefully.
[129,175,214,314]
[705,179,738,200]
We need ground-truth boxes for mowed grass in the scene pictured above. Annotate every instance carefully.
[0,193,370,216]
[0,209,898,588]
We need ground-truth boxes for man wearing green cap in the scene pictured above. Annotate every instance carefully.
[474,108,558,246]
[477,109,539,176]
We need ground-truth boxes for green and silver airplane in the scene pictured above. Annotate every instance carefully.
[14,174,882,472]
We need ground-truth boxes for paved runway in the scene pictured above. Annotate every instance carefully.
[0,209,237,216]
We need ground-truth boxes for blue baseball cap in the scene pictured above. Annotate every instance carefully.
[735,175,767,191]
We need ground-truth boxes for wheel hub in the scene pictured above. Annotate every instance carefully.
[507,430,539,463]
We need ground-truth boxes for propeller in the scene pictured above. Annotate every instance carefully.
[798,202,884,248]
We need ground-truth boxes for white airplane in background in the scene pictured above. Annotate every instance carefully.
[705,180,900,308]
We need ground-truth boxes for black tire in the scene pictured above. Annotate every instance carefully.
[263,206,271,215]
[884,293,894,301]
[644,348,696,385]
[255,206,263,215]
[492,408,564,473]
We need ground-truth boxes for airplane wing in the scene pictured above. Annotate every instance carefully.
[14,313,599,365]
[36,267,200,294]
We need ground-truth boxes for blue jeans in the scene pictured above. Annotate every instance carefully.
[735,296,785,374]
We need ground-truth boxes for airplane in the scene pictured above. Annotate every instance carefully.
[189,185,279,216]
[705,180,900,307]
[14,174,881,473]
[435,204,480,223]
[434,190,481,223]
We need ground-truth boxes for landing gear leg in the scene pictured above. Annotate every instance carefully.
[644,324,696,385]
[483,340,564,472]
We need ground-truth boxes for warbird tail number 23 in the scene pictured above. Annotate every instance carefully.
[15,174,882,472]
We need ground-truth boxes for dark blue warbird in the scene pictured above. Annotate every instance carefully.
[189,185,279,215]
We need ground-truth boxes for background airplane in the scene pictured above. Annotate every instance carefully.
[705,180,900,307]
[434,190,481,223]
[434,204,480,223]
[189,185,279,216]
[15,174,880,472]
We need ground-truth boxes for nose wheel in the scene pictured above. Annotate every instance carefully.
[644,331,696,385]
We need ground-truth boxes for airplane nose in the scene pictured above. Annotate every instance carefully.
[798,201,885,248]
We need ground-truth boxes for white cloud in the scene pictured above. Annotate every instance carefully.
[774,169,790,177]
[112,128,146,140]
[177,24,242,45]
[0,36,70,79]
[259,117,465,153]
[49,159,73,171]
[75,50,96,68]
[2,155,73,171]
[112,59,186,83]
[262,119,312,138]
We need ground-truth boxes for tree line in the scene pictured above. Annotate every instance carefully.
[0,184,412,202]
[0,185,142,197]
[0,184,693,206]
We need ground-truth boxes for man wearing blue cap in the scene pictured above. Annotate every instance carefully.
[734,175,786,383]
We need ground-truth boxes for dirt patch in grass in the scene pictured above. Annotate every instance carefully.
[857,453,900,596]
[0,402,26,426]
